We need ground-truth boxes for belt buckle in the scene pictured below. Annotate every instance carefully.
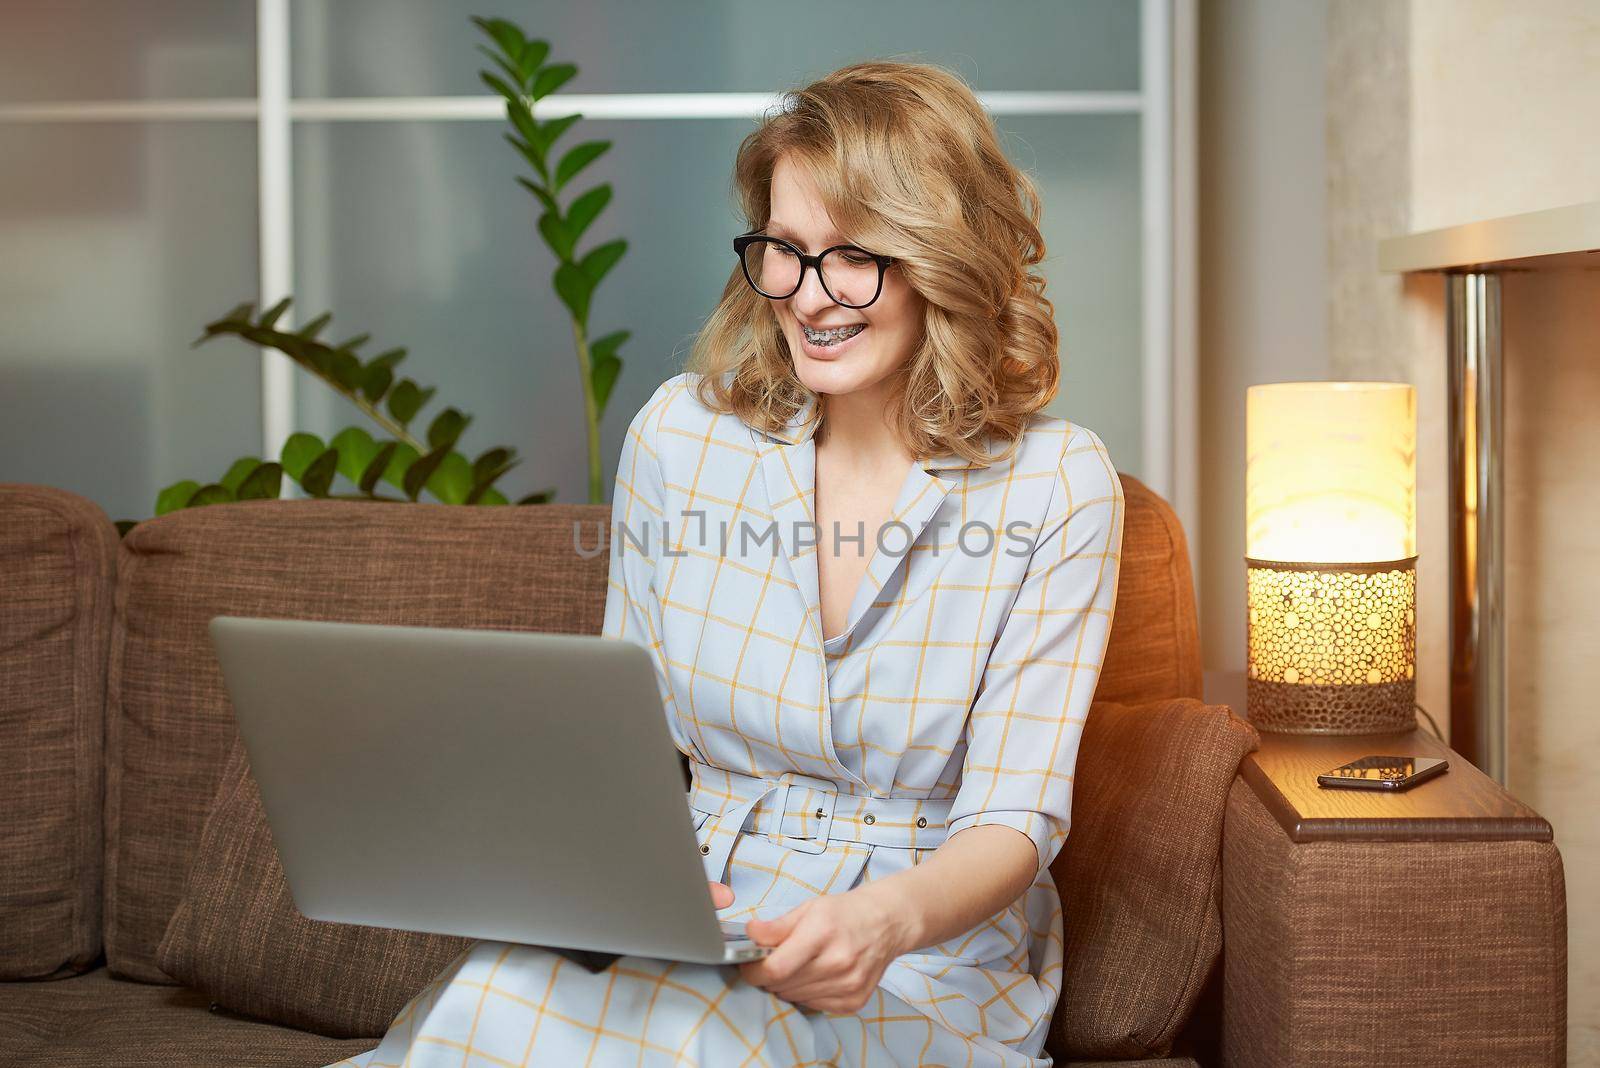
[771,773,834,854]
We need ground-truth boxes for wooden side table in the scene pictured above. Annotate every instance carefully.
[1241,726,1550,845]
[1204,671,1567,1066]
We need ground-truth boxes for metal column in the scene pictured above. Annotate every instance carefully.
[1445,272,1506,783]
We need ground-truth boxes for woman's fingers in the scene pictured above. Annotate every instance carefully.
[741,923,831,990]
[708,881,734,908]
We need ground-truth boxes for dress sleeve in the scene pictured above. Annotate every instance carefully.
[944,426,1126,878]
[601,379,680,722]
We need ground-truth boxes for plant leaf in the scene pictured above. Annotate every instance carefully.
[188,483,235,507]
[330,426,380,485]
[219,456,261,493]
[403,444,452,501]
[506,96,540,146]
[515,176,559,214]
[554,261,593,325]
[565,184,610,242]
[296,311,332,339]
[236,462,283,501]
[538,210,575,261]
[480,70,520,102]
[359,441,398,494]
[367,347,407,371]
[361,363,393,403]
[465,456,521,504]
[425,450,475,504]
[537,112,582,154]
[591,352,622,413]
[258,297,292,328]
[330,350,364,391]
[503,133,548,182]
[578,238,626,285]
[517,488,557,505]
[155,480,201,516]
[387,379,426,428]
[474,16,525,61]
[426,407,471,451]
[554,140,608,193]
[380,441,421,493]
[589,329,630,364]
[192,302,253,346]
[471,447,514,483]
[476,45,524,89]
[591,329,628,413]
[530,63,577,100]
[279,432,326,480]
[517,39,550,80]
[300,447,339,498]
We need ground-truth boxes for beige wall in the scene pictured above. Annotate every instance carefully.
[1198,0,1331,673]
[1325,1,1600,1061]
[1205,1,1596,1058]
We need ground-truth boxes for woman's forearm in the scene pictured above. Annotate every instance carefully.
[853,823,1038,956]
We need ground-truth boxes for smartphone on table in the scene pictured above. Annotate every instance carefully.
[1316,755,1449,791]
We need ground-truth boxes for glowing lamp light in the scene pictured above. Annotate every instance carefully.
[1245,382,1418,734]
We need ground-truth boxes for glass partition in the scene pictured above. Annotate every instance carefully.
[291,110,1141,503]
[0,121,260,525]
[290,0,1138,97]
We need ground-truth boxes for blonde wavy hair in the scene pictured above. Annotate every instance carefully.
[685,60,1060,467]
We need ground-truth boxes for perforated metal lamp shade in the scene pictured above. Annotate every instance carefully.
[1245,382,1418,734]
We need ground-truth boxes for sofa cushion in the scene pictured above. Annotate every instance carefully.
[104,499,612,982]
[157,735,476,1038]
[0,484,118,980]
[0,966,377,1066]
[1094,474,1203,705]
[1045,697,1258,1061]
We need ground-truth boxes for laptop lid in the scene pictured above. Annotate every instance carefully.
[207,615,735,964]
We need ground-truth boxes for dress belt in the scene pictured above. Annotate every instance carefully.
[685,759,954,884]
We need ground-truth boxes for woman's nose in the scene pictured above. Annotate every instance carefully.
[791,260,839,312]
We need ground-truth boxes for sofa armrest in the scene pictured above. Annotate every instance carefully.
[1220,733,1567,1067]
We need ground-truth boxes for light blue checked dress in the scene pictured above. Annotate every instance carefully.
[328,371,1124,1067]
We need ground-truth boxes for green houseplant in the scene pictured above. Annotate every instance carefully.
[474,14,630,504]
[135,14,627,534]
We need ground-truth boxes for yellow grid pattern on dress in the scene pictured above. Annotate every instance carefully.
[329,370,1123,1067]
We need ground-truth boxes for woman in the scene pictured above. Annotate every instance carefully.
[331,59,1123,1067]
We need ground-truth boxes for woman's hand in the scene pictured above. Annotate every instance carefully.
[709,881,734,909]
[736,885,915,1014]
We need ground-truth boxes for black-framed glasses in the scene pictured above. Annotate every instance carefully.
[733,231,895,309]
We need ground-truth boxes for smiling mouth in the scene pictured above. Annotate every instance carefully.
[799,322,867,346]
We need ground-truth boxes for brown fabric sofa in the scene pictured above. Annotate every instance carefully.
[0,476,1564,1066]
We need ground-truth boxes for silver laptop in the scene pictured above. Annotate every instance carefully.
[207,615,770,965]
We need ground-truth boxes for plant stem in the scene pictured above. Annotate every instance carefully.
[238,326,429,454]
[348,393,426,455]
[570,317,602,503]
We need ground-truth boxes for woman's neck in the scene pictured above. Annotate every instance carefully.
[815,383,912,472]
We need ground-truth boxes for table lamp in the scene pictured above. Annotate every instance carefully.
[1245,382,1417,734]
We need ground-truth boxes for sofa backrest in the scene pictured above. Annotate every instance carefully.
[1099,472,1203,704]
[1,470,1203,983]
[0,485,118,980]
[100,499,612,980]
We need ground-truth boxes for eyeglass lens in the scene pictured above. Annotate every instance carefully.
[742,238,880,307]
